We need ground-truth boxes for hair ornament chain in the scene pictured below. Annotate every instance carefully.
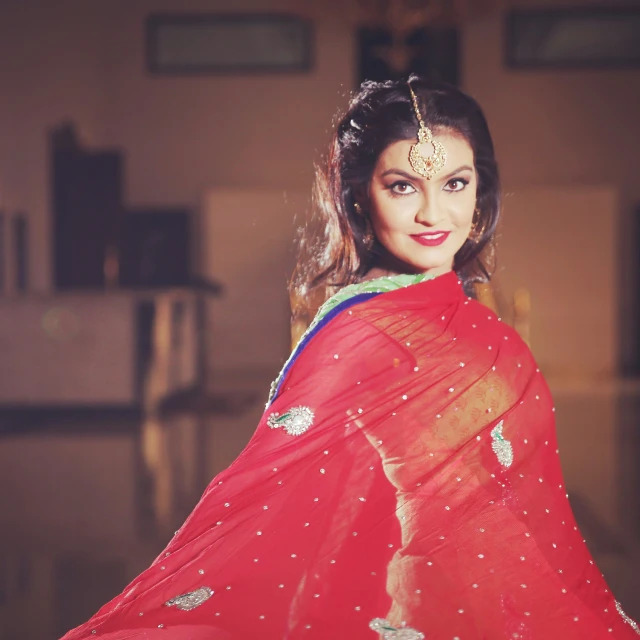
[407,82,447,180]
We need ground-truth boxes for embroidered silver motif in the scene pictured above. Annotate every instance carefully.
[616,600,640,635]
[369,618,425,639]
[165,587,214,611]
[267,406,315,436]
[491,420,513,468]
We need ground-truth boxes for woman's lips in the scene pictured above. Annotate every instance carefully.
[410,231,451,247]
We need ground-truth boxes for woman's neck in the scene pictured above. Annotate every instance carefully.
[361,266,398,282]
[362,265,453,283]
[361,248,452,283]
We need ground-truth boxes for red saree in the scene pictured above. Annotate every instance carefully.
[63,271,639,639]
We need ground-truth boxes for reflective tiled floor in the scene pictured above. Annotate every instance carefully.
[1,379,639,640]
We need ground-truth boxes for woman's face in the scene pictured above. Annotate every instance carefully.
[365,131,477,277]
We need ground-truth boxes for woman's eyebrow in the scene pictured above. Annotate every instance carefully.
[440,165,474,180]
[380,168,419,180]
[380,165,473,181]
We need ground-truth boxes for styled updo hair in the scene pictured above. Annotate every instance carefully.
[293,75,500,305]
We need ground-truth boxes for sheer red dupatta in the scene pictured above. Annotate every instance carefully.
[62,271,639,640]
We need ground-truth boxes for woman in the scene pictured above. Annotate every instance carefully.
[62,77,639,639]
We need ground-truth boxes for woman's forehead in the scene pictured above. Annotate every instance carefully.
[375,135,475,174]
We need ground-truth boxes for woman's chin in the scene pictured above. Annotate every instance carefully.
[375,244,456,276]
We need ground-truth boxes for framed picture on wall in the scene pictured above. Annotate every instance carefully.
[506,7,640,69]
[146,13,313,74]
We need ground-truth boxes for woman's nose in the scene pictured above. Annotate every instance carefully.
[415,200,444,226]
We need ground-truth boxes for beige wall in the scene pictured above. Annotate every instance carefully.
[464,15,640,191]
[0,0,353,292]
[200,188,307,376]
[1,0,639,374]
[463,9,640,371]
[496,185,619,378]
[105,1,353,206]
[0,2,111,292]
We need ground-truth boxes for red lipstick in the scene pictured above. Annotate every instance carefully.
[410,231,451,247]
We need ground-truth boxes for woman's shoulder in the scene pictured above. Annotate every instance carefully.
[460,297,533,359]
[457,298,545,407]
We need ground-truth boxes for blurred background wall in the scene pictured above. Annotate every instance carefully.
[0,0,639,377]
[0,0,350,290]
[1,0,640,637]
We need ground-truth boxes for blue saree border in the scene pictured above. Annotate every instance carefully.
[271,291,381,402]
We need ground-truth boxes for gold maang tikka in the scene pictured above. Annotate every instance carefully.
[407,82,446,180]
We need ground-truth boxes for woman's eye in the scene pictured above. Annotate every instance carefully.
[390,181,416,195]
[445,178,469,192]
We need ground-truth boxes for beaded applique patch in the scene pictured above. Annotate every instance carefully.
[165,587,214,611]
[616,600,640,635]
[369,618,425,639]
[491,420,513,468]
[267,406,315,436]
